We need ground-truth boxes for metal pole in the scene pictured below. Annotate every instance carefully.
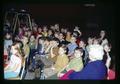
[13,13,18,34]
[27,14,32,30]
[11,12,17,30]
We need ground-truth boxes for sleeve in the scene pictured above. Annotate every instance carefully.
[63,56,69,67]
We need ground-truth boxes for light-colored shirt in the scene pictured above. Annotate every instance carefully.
[6,54,22,73]
[4,39,13,49]
[66,57,83,72]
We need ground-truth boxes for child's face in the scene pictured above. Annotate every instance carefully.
[58,47,65,55]
[30,36,35,42]
[74,50,82,58]
[24,31,28,36]
[43,27,47,32]
[38,27,42,32]
[5,34,11,39]
[79,41,85,48]
[100,30,105,37]
[39,39,44,44]
[33,27,37,31]
[70,37,76,43]
[67,32,71,35]
[61,28,64,33]
[54,24,59,29]
[54,33,59,38]
[93,39,99,45]
[88,38,93,45]
[48,30,52,35]
[10,46,18,55]
[59,33,64,40]
[28,31,32,36]
[22,37,28,45]
[50,26,55,30]
[44,40,50,45]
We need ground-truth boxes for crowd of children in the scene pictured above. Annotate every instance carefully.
[3,18,115,80]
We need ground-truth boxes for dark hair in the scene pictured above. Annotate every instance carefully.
[75,47,84,53]
[44,37,52,42]
[5,32,12,39]
[13,41,25,57]
[52,37,60,44]
[80,38,87,44]
[58,43,67,54]
[37,37,45,45]
[14,40,23,49]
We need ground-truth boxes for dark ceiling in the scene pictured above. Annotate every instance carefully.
[3,3,115,31]
[2,3,116,52]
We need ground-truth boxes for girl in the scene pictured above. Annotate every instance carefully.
[4,43,22,79]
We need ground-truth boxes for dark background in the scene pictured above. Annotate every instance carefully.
[3,3,116,52]
[1,0,118,82]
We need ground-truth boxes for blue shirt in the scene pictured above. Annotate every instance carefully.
[69,60,107,80]
[4,39,13,49]
[67,42,78,55]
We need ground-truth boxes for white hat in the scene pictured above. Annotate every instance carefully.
[89,44,104,61]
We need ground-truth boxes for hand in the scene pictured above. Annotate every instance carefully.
[51,66,55,70]
[52,43,57,48]
[57,73,64,77]
[37,34,42,39]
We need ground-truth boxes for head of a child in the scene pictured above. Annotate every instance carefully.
[93,37,100,45]
[43,26,48,32]
[5,32,12,40]
[100,30,106,38]
[38,37,45,45]
[52,38,60,47]
[58,44,67,56]
[74,47,83,58]
[30,35,35,42]
[87,37,93,45]
[70,36,76,43]
[21,36,28,45]
[48,29,53,36]
[59,33,65,40]
[10,43,19,55]
[79,39,86,48]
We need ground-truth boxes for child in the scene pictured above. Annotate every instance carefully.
[58,47,84,79]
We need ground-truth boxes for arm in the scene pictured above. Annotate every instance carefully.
[67,51,74,57]
[57,65,68,77]
[35,38,38,49]
[105,53,111,69]
[76,29,82,36]
[4,64,10,71]
[45,45,52,53]
[50,47,56,58]
[5,63,21,72]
